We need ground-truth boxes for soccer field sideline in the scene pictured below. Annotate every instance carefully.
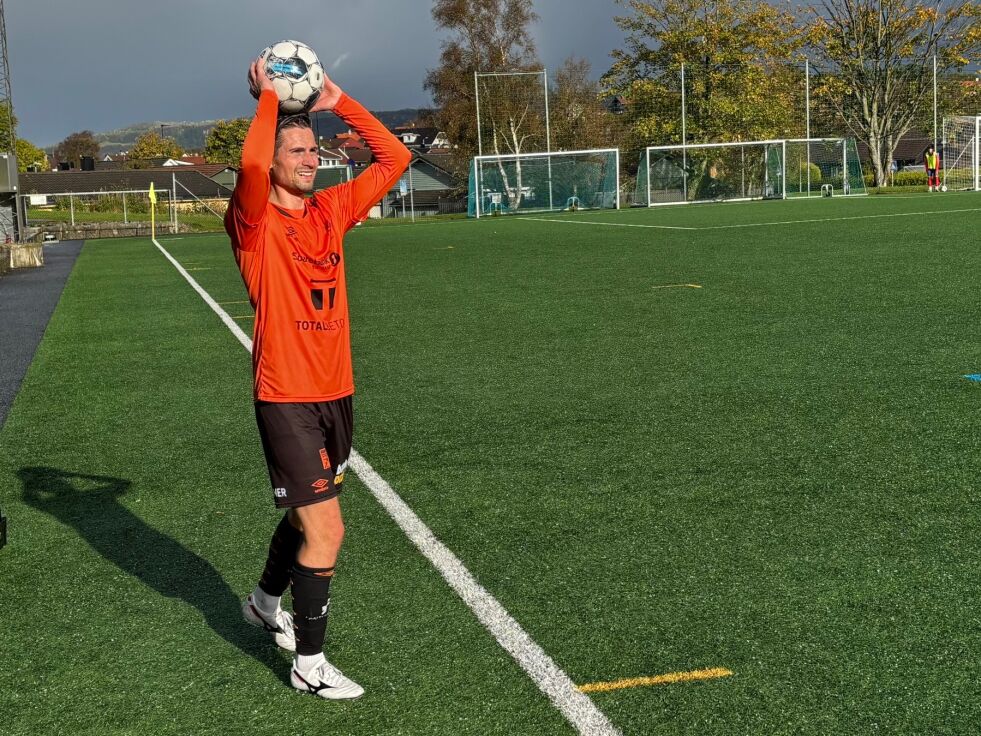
[150,237,623,736]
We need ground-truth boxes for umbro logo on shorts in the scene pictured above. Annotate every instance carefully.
[311,478,330,493]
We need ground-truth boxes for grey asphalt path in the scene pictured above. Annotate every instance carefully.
[0,240,84,431]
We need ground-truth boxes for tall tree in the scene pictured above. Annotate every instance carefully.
[549,56,615,151]
[54,130,100,169]
[807,0,980,186]
[603,0,803,150]
[128,130,184,165]
[424,0,541,166]
[15,138,48,172]
[204,118,251,167]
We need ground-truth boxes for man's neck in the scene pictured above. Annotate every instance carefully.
[268,185,307,211]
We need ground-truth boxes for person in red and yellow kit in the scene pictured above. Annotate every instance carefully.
[227,55,410,700]
[924,145,942,192]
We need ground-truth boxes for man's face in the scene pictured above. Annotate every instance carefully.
[271,127,318,195]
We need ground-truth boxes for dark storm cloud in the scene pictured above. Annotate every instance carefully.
[8,0,622,146]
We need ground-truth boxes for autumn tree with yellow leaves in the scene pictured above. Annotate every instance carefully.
[806,0,980,186]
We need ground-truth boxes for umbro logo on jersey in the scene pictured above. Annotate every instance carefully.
[285,225,298,238]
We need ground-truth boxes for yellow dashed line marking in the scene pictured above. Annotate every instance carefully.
[218,300,251,305]
[578,667,733,693]
[184,267,212,272]
[230,315,253,320]
[652,283,702,289]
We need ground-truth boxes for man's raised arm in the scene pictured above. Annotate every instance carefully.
[313,90,411,229]
[230,60,278,228]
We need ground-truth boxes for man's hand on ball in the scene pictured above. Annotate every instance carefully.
[248,57,275,99]
[309,75,343,113]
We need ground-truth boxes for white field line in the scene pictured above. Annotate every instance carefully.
[150,238,620,736]
[524,206,981,232]
[522,216,696,230]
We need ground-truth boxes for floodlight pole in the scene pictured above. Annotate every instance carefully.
[681,63,687,202]
[933,55,938,158]
[474,71,482,158]
[805,59,811,195]
[544,68,553,211]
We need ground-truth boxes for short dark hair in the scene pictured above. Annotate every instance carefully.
[275,113,313,149]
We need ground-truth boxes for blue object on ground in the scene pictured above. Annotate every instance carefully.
[963,374,981,382]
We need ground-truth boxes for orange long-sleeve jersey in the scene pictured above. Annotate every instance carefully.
[226,89,410,402]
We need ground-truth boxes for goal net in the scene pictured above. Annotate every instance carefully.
[942,116,980,191]
[475,71,550,158]
[635,140,786,206]
[468,148,620,218]
[784,138,866,197]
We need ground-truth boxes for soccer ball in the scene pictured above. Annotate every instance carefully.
[941,185,948,192]
[259,40,324,113]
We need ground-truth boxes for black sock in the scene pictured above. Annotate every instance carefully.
[291,563,334,656]
[257,514,302,597]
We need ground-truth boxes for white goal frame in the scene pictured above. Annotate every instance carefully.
[472,148,620,219]
[942,115,981,192]
[785,138,868,198]
[639,139,786,207]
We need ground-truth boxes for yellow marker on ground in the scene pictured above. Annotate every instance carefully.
[218,300,251,306]
[578,667,733,693]
[651,283,702,289]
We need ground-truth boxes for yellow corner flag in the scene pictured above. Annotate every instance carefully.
[149,182,157,238]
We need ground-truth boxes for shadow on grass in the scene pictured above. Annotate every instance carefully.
[19,465,288,681]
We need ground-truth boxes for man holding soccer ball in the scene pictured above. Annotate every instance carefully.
[226,49,410,700]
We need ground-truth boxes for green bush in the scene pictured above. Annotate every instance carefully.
[798,162,822,185]
[863,171,929,188]
[893,171,928,186]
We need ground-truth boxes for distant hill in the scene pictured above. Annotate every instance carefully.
[90,108,426,156]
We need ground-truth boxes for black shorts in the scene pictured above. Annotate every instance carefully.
[254,396,353,508]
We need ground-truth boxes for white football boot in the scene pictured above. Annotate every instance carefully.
[291,656,364,700]
[241,594,296,652]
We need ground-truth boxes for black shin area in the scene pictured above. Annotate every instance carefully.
[258,514,302,597]
[290,563,334,656]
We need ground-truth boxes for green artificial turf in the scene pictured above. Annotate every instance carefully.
[2,191,980,734]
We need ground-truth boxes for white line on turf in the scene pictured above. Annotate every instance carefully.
[524,206,981,232]
[151,238,620,736]
[523,216,697,230]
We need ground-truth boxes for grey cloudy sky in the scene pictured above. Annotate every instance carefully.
[9,0,626,146]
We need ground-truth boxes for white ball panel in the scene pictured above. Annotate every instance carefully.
[295,44,318,66]
[271,41,298,58]
[272,77,295,102]
[291,80,313,102]
[307,64,324,90]
[279,96,305,113]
